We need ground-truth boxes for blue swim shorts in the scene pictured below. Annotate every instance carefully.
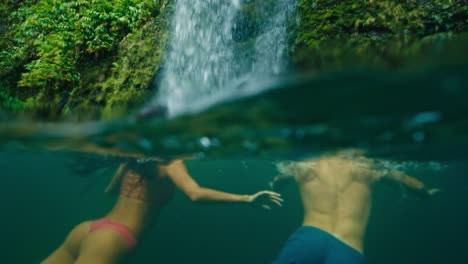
[272,226,366,264]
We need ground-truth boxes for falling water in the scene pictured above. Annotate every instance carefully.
[153,0,298,117]
[252,0,297,75]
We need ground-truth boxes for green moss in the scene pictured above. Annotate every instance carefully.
[65,13,172,120]
[294,0,468,70]
[0,0,172,119]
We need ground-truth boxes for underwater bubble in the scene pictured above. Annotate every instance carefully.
[199,137,211,148]
[406,111,442,128]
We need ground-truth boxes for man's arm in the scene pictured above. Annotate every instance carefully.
[164,160,283,209]
[271,160,316,191]
[382,170,440,196]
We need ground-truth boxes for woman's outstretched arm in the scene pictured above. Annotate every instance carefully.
[164,159,283,209]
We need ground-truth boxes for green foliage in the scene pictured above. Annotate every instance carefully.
[1,0,466,119]
[295,0,468,69]
[0,80,37,111]
[61,1,173,120]
[0,0,167,116]
[65,13,172,120]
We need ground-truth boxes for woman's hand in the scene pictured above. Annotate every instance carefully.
[247,191,283,210]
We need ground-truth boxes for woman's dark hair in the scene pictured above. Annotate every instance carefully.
[65,152,129,177]
[66,153,173,177]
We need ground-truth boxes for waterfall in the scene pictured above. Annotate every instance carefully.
[152,0,298,117]
[252,0,297,75]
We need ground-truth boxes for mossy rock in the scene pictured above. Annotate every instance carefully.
[63,15,171,120]
[293,0,468,70]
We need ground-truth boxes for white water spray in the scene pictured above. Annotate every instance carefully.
[153,0,298,117]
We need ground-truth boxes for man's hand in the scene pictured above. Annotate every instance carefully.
[248,191,283,210]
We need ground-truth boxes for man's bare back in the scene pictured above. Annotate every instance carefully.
[272,151,439,264]
[293,156,378,252]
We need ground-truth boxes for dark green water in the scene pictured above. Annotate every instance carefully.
[1,149,467,263]
[1,60,467,263]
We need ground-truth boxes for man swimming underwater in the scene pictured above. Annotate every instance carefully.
[271,149,440,264]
